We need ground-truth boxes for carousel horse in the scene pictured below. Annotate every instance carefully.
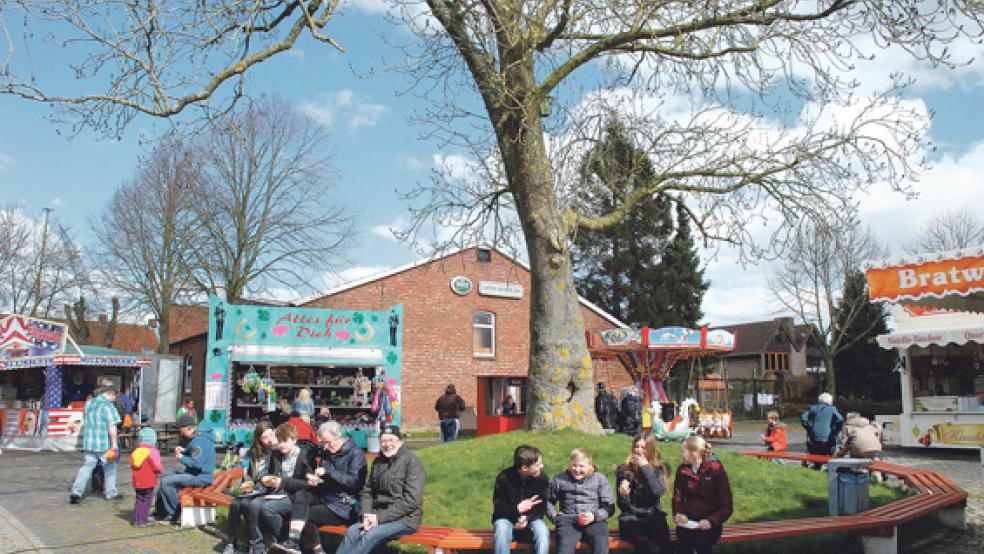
[650,398,699,441]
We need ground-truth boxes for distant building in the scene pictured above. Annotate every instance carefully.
[713,317,824,379]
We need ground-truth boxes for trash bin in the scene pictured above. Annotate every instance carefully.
[827,458,871,516]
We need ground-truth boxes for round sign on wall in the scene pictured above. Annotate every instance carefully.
[450,276,473,296]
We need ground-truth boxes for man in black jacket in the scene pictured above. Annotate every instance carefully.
[337,425,425,554]
[492,445,549,554]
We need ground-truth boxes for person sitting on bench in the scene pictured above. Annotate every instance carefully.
[336,425,425,554]
[492,445,549,554]
[153,414,216,524]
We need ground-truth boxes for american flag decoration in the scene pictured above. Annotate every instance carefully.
[43,364,63,409]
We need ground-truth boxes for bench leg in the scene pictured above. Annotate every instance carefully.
[180,505,216,528]
[861,526,898,554]
[938,504,967,530]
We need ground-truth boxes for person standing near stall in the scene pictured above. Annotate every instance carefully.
[69,385,122,504]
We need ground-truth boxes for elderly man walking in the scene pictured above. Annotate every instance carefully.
[70,385,123,504]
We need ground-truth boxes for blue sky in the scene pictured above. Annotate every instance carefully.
[1,2,983,326]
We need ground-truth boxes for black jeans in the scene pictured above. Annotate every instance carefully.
[806,439,836,470]
[675,525,723,554]
[300,503,349,551]
[619,515,673,554]
[228,495,261,545]
[555,517,609,554]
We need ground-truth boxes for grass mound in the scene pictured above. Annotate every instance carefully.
[417,430,906,529]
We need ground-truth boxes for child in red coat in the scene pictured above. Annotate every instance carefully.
[130,427,164,526]
[761,411,788,453]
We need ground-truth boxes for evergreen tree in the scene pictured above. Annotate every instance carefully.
[642,203,709,327]
[572,122,707,327]
[833,271,899,400]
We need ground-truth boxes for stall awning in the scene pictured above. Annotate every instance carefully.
[865,249,984,312]
[876,326,984,349]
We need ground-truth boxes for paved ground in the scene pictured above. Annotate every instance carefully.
[0,427,980,553]
[0,450,223,553]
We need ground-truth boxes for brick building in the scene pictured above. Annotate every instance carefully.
[300,246,629,429]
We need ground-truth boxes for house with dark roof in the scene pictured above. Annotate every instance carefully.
[713,317,824,379]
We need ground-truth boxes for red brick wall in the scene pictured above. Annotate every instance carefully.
[303,248,632,429]
[169,334,208,410]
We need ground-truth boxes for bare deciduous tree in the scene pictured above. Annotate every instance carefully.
[187,96,354,304]
[904,207,984,255]
[769,218,885,395]
[0,207,88,317]
[90,135,201,353]
[3,2,983,430]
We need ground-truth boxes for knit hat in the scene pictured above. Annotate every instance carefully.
[380,424,403,440]
[139,427,157,445]
[176,414,198,429]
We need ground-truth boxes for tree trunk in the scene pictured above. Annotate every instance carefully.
[823,354,837,397]
[493,64,600,433]
[157,311,170,354]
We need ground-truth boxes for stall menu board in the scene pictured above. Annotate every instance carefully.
[2,408,44,436]
[0,315,67,358]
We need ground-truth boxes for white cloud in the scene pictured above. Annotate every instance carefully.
[299,101,334,127]
[349,102,388,129]
[50,197,64,207]
[299,89,388,129]
[398,155,426,171]
[320,265,395,291]
[0,151,12,172]
[284,48,306,61]
[370,216,408,242]
[347,0,391,14]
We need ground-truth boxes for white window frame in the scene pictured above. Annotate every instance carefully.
[473,311,496,358]
[183,354,193,394]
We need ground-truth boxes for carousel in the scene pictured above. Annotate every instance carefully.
[586,326,736,439]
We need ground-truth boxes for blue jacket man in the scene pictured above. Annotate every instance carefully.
[800,392,845,465]
[153,414,217,523]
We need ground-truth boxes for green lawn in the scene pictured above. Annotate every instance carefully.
[220,430,910,553]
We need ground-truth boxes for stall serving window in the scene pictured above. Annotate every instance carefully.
[482,376,526,415]
[230,363,378,423]
[910,343,984,412]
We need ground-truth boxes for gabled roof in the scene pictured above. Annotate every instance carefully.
[299,245,627,328]
[87,321,159,354]
[168,304,210,344]
[713,317,797,356]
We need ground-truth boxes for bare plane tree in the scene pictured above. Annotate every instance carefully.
[904,207,984,255]
[769,217,885,395]
[2,2,983,430]
[90,134,201,353]
[186,96,354,304]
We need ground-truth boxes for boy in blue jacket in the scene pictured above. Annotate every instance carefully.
[153,414,217,524]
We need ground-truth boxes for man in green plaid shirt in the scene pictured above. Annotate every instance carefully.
[70,385,122,504]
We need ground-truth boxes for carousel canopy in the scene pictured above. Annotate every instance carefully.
[865,248,984,313]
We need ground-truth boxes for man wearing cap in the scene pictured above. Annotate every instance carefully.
[69,385,122,504]
[337,425,425,554]
[153,413,216,524]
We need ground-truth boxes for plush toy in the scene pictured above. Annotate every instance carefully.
[242,371,261,394]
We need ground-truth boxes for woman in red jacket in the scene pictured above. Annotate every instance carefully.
[672,436,733,554]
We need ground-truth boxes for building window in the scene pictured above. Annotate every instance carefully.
[474,311,495,357]
[764,352,789,372]
[477,248,492,263]
[183,354,193,394]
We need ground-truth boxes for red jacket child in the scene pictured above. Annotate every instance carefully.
[762,412,788,452]
[130,429,164,490]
